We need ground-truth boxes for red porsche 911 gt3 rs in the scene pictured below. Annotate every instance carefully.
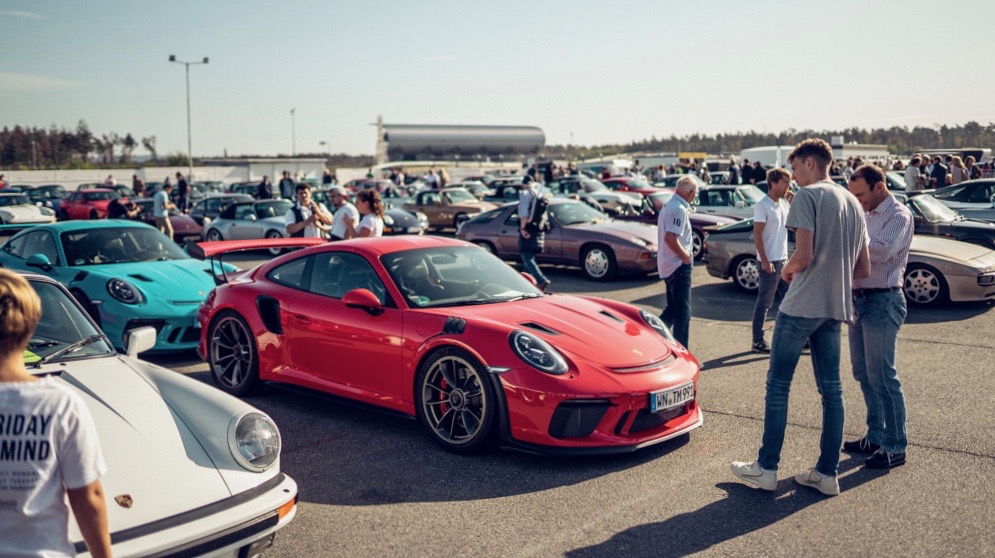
[194,236,702,454]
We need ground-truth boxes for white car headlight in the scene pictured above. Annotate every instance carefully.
[107,279,143,304]
[0,211,12,221]
[383,214,395,226]
[639,309,677,344]
[40,207,55,216]
[510,330,568,375]
[228,412,281,472]
[416,212,429,224]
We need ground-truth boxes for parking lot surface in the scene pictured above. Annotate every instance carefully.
[149,251,995,557]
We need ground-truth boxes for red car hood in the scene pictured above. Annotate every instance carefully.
[435,295,673,368]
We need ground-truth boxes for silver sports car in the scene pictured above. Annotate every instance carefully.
[705,218,995,307]
[203,200,294,255]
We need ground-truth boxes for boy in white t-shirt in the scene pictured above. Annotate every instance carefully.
[750,168,792,353]
[0,269,111,558]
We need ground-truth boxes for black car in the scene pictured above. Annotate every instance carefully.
[907,194,995,249]
[19,184,68,211]
[188,193,254,225]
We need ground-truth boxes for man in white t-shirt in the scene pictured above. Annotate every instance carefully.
[285,183,332,239]
[0,269,111,558]
[904,156,923,192]
[328,186,360,241]
[751,168,792,353]
[656,176,697,348]
[153,182,175,240]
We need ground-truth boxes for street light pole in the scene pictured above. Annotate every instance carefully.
[168,54,209,182]
[290,108,297,156]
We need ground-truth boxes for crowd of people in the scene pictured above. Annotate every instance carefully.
[655,139,912,497]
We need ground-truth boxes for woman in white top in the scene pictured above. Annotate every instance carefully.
[949,156,969,185]
[343,189,385,238]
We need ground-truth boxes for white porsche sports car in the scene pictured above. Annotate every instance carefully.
[0,192,57,226]
[20,273,298,557]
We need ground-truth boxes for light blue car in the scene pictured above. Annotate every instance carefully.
[0,220,235,351]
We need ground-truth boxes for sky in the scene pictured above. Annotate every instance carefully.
[2,0,994,158]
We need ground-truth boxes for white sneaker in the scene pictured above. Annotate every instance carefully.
[794,468,840,496]
[731,460,777,491]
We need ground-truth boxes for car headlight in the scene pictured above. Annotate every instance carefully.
[639,309,677,344]
[978,273,995,286]
[509,330,568,375]
[383,214,395,226]
[228,412,281,472]
[630,236,648,247]
[106,279,143,304]
[40,207,55,216]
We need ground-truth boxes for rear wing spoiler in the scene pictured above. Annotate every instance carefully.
[187,238,326,285]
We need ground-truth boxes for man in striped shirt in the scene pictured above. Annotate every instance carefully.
[845,164,914,469]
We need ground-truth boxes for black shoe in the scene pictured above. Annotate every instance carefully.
[539,281,552,293]
[843,437,881,453]
[751,341,771,353]
[802,340,811,351]
[864,449,906,469]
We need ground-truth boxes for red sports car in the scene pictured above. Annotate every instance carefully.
[58,188,120,220]
[194,236,702,454]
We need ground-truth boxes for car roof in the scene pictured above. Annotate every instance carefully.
[273,233,472,260]
[12,220,151,233]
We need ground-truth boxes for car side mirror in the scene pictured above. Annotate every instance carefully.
[520,272,538,286]
[25,253,53,271]
[343,288,384,316]
[244,213,257,221]
[125,327,157,357]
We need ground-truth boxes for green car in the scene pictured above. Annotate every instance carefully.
[0,220,235,351]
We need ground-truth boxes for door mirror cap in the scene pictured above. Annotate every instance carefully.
[125,326,157,357]
[343,288,384,316]
[25,253,53,271]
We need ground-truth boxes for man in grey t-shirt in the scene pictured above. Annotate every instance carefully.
[732,138,870,497]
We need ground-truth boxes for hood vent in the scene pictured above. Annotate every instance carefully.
[611,354,677,373]
[128,274,152,282]
[520,322,560,335]
[599,310,624,323]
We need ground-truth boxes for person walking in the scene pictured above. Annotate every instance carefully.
[285,183,332,239]
[343,189,385,238]
[751,168,792,353]
[731,138,870,497]
[153,182,176,240]
[517,175,551,291]
[175,172,189,212]
[657,176,698,348]
[132,174,145,198]
[328,186,360,241]
[278,171,295,200]
[257,175,273,200]
[844,164,914,469]
[0,269,112,558]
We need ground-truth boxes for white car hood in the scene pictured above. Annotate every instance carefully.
[1,204,50,222]
[41,356,232,532]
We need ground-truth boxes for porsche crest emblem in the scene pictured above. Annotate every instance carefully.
[114,494,134,509]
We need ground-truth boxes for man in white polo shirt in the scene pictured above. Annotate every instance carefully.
[657,175,697,348]
[751,167,792,353]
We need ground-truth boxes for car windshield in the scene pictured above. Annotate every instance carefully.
[85,191,119,201]
[61,227,189,265]
[647,192,674,212]
[443,189,477,203]
[382,246,541,308]
[25,280,114,366]
[550,201,610,225]
[910,195,960,223]
[737,186,765,204]
[255,200,292,219]
[0,195,31,206]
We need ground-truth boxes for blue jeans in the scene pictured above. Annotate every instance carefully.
[758,312,845,477]
[752,260,788,344]
[848,289,908,453]
[661,263,692,348]
[519,237,549,287]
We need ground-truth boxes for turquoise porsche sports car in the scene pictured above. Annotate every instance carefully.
[0,220,235,351]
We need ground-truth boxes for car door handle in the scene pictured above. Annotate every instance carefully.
[291,313,311,324]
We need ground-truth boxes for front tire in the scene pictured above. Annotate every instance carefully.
[208,311,262,396]
[206,228,224,241]
[266,230,284,256]
[415,347,496,453]
[732,256,761,293]
[692,230,704,261]
[581,243,618,281]
[904,264,948,307]
[89,209,98,220]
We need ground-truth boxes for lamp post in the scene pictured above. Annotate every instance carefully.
[290,108,297,156]
[168,54,209,182]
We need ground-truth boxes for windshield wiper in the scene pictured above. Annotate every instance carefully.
[34,335,105,368]
[28,339,61,350]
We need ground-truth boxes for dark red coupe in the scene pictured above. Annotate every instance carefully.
[195,236,702,454]
[58,188,120,220]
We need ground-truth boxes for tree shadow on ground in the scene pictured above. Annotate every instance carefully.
[566,456,886,558]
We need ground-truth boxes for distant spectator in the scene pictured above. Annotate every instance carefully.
[0,174,6,189]
[438,168,450,188]
[0,269,112,558]
[543,163,554,184]
[728,160,740,185]
[343,189,385,238]
[154,182,176,240]
[257,176,273,200]
[904,156,924,192]
[107,197,140,220]
[103,174,115,187]
[132,174,145,197]
[751,161,764,184]
[949,156,969,184]
[277,171,293,199]
[366,168,374,179]
[929,156,948,188]
[966,156,982,180]
[426,169,439,189]
[328,186,359,241]
[285,183,332,239]
[600,167,611,180]
[175,172,189,212]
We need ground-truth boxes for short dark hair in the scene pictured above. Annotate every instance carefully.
[849,164,885,187]
[295,182,311,194]
[788,138,833,169]
[766,168,791,184]
[909,156,921,166]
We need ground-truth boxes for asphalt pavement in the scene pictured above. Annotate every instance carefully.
[147,249,995,557]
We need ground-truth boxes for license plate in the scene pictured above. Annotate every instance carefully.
[649,382,695,412]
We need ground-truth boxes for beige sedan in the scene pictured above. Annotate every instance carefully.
[402,187,497,230]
